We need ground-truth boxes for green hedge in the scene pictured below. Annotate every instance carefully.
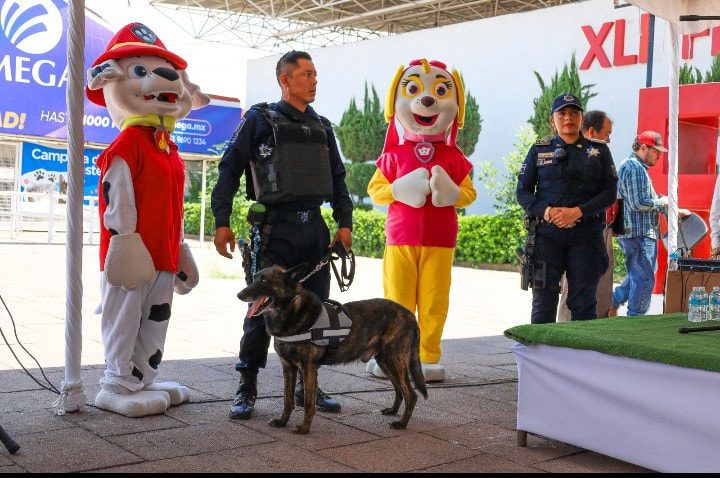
[186,203,527,266]
[184,203,628,277]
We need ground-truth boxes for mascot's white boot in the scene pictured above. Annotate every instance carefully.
[95,386,171,418]
[87,23,208,417]
[144,382,191,406]
[366,357,446,382]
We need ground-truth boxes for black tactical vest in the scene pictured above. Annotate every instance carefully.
[249,104,334,203]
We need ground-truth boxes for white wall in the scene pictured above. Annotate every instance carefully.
[246,0,716,214]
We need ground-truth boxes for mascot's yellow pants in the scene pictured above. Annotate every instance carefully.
[383,245,454,363]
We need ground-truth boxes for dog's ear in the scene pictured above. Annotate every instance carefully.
[283,263,308,286]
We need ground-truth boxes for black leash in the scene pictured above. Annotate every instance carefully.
[299,242,355,292]
[328,241,355,292]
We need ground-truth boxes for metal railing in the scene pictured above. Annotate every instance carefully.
[0,191,99,244]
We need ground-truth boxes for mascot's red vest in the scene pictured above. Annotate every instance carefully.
[98,126,185,272]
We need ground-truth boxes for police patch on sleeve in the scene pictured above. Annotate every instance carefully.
[519,163,527,176]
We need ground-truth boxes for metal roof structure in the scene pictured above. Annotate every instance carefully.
[149,0,581,52]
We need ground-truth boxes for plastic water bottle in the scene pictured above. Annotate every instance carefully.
[688,286,707,322]
[698,287,709,321]
[710,287,720,321]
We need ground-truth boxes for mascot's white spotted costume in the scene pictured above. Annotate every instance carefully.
[367,59,476,382]
[86,23,209,417]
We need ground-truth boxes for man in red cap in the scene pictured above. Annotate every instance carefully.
[86,22,209,417]
[610,131,690,317]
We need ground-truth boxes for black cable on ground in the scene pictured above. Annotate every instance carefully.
[0,293,60,395]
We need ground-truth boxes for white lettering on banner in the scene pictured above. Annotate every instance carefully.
[40,110,65,123]
[32,59,56,87]
[38,110,112,128]
[85,165,101,176]
[0,54,68,87]
[27,146,102,176]
[31,147,68,164]
[174,118,211,136]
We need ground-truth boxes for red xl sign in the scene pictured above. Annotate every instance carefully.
[580,13,720,70]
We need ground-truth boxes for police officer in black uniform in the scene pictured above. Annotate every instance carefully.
[211,51,353,420]
[516,94,617,324]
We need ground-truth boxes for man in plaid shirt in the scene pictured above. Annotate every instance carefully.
[610,131,690,316]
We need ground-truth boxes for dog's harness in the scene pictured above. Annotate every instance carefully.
[273,299,352,365]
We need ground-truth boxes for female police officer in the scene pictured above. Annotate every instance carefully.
[516,94,617,324]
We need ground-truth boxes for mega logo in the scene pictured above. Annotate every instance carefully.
[0,0,67,87]
[1,0,63,55]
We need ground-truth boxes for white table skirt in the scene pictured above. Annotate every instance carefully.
[512,343,720,472]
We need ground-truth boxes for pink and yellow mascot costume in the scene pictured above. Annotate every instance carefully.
[367,59,476,381]
[86,23,208,416]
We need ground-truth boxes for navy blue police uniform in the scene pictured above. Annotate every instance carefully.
[211,99,353,370]
[516,122,617,324]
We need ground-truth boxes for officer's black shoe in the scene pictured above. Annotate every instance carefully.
[229,371,258,420]
[294,382,341,413]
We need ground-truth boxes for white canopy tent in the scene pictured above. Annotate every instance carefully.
[626,0,720,264]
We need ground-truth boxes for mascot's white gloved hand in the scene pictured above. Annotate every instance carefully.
[391,168,431,208]
[105,233,155,289]
[430,165,460,207]
[174,242,199,295]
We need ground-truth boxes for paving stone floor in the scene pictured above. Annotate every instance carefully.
[0,237,652,472]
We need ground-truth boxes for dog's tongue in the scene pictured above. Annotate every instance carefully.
[245,297,268,319]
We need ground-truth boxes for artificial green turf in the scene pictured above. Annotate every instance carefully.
[504,313,720,373]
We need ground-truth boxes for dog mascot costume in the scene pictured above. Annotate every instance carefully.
[367,59,476,382]
[86,23,209,417]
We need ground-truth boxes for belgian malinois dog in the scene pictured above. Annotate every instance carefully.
[237,264,427,434]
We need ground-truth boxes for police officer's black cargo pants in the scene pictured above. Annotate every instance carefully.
[531,220,608,324]
[236,212,331,372]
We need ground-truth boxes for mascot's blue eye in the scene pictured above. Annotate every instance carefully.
[134,66,147,77]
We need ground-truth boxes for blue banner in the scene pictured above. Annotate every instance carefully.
[20,141,102,198]
[0,0,241,155]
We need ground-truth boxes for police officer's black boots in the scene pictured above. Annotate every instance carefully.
[294,380,341,413]
[229,370,258,420]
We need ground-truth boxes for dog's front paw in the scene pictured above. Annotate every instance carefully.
[268,418,288,428]
[389,420,408,429]
[293,425,310,434]
[381,406,398,416]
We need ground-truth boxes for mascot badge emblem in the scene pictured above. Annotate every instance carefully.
[367,59,477,382]
[86,23,210,417]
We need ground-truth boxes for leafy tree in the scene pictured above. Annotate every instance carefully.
[680,62,703,84]
[528,54,597,139]
[704,54,720,82]
[476,126,537,221]
[334,83,386,164]
[679,56,720,84]
[345,162,376,207]
[457,90,483,156]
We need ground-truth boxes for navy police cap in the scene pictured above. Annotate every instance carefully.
[552,93,583,113]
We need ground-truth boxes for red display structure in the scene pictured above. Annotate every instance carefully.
[637,83,720,293]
